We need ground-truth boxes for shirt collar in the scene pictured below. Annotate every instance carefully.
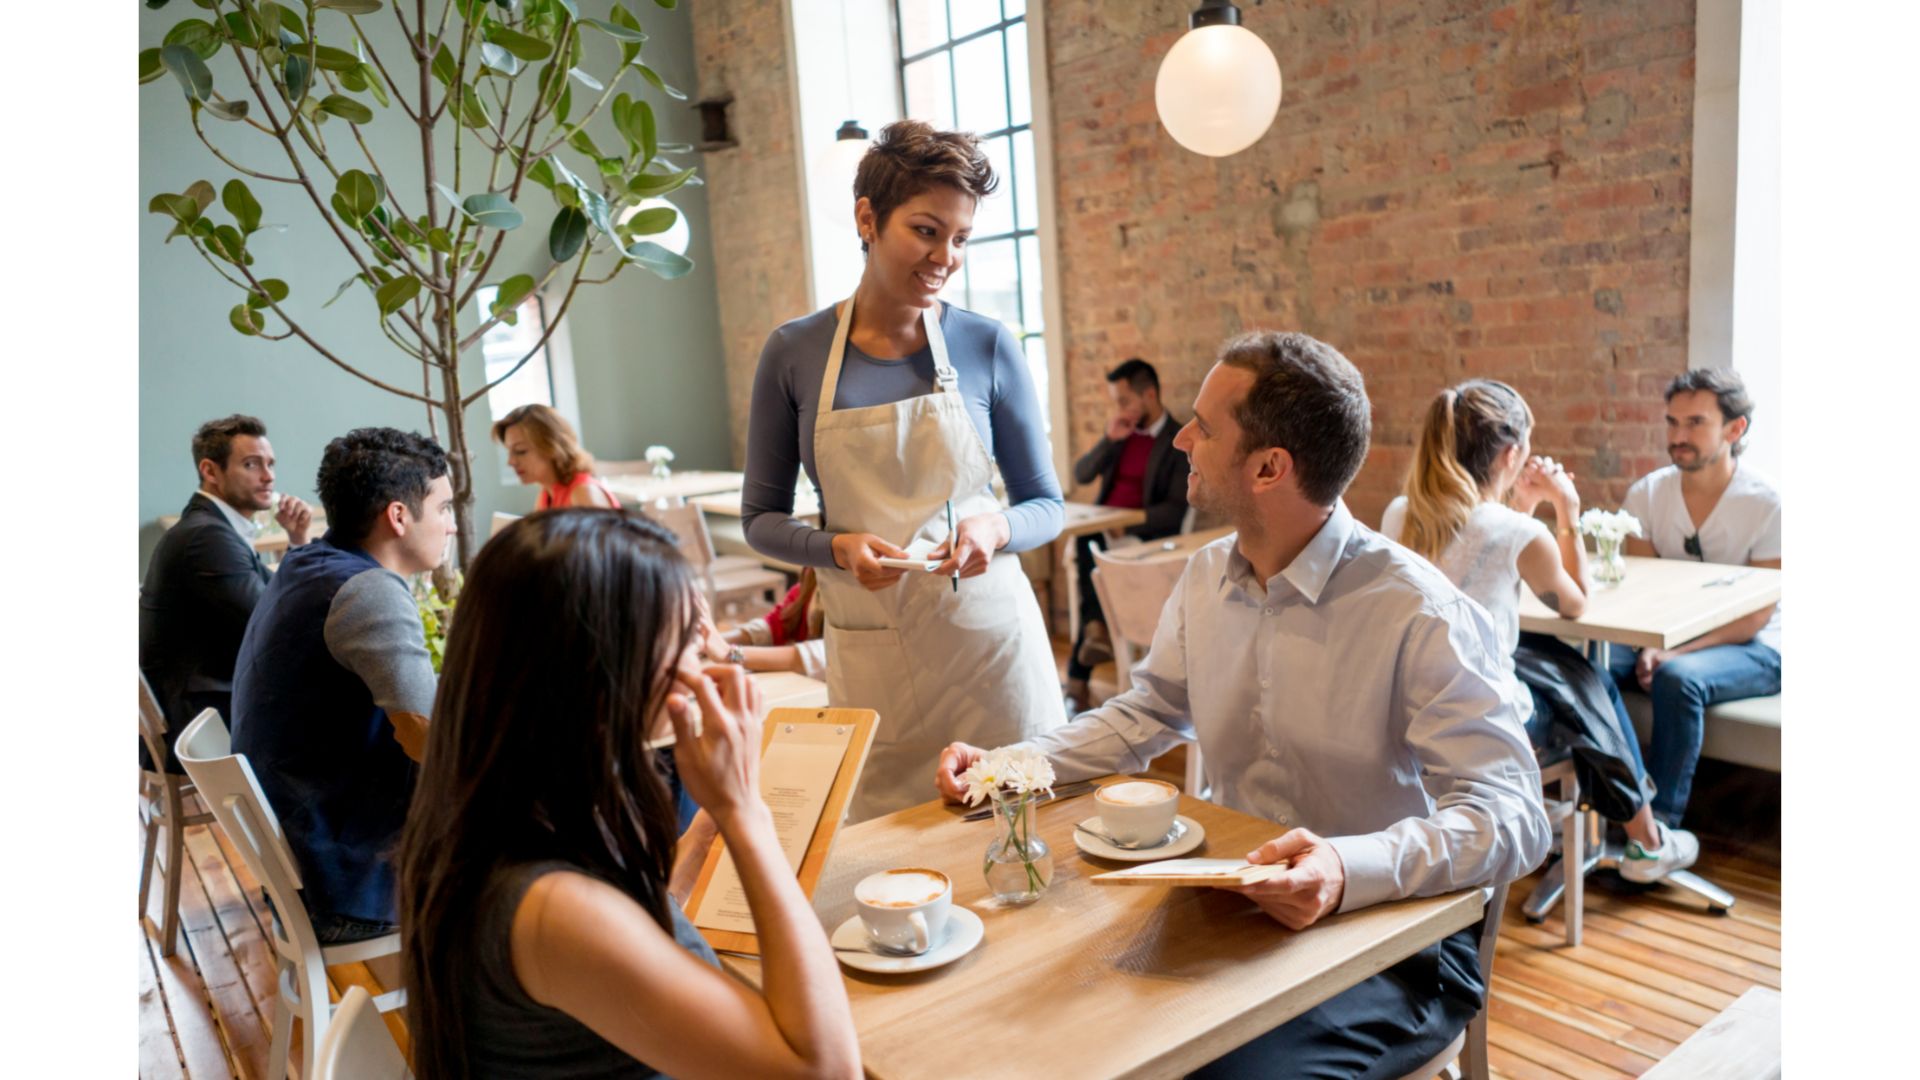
[1136,411,1170,438]
[1218,500,1355,605]
[195,490,259,541]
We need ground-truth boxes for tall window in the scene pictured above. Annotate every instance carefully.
[895,1,1050,425]
[477,285,580,482]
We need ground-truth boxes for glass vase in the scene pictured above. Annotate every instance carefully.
[650,460,672,480]
[1594,535,1627,585]
[983,791,1053,905]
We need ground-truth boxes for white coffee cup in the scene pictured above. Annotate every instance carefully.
[853,868,952,956]
[1095,778,1181,847]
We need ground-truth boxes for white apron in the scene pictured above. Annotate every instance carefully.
[813,296,1063,822]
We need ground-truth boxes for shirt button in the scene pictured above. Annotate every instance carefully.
[1261,679,1271,688]
[1263,607,1273,615]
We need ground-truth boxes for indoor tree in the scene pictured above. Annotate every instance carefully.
[141,0,696,568]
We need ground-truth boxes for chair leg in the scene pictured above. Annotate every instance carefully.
[301,959,333,1080]
[1461,1013,1490,1080]
[159,784,187,958]
[138,802,160,927]
[1563,791,1583,949]
[267,971,296,1080]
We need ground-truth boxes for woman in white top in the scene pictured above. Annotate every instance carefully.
[1382,380,1697,883]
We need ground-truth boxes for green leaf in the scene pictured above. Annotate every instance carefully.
[148,192,202,224]
[489,274,537,323]
[222,179,263,233]
[218,12,261,47]
[139,49,167,85]
[186,179,218,214]
[313,0,386,13]
[324,273,364,307]
[580,17,645,43]
[548,206,588,261]
[609,5,645,65]
[627,166,695,198]
[376,274,422,317]
[623,205,676,236]
[162,45,213,102]
[230,304,264,335]
[553,0,580,16]
[426,228,455,253]
[567,67,603,91]
[253,2,284,42]
[284,53,312,103]
[359,65,390,108]
[462,192,524,230]
[636,99,657,163]
[566,128,602,159]
[633,63,686,101]
[247,279,291,308]
[555,83,573,125]
[433,182,468,217]
[479,43,521,75]
[319,94,374,123]
[652,0,677,8]
[339,65,369,91]
[525,158,557,191]
[458,87,492,129]
[163,19,222,61]
[623,239,692,279]
[203,98,248,121]
[312,45,361,72]
[487,26,554,61]
[334,169,381,220]
[209,224,249,265]
[432,44,459,87]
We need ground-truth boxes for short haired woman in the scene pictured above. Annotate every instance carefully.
[1382,380,1699,883]
[398,510,859,1078]
[491,403,620,509]
[739,120,1065,820]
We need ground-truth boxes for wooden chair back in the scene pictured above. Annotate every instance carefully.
[1089,546,1188,657]
[315,986,410,1080]
[138,671,170,772]
[645,502,716,574]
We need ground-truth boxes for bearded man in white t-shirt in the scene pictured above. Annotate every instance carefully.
[1613,368,1780,830]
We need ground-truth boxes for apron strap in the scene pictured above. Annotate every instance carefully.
[819,294,858,414]
[924,303,959,392]
[818,295,957,413]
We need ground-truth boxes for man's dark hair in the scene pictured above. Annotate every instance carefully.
[1665,367,1754,456]
[1216,331,1371,506]
[316,427,450,545]
[1106,358,1160,395]
[192,415,267,474]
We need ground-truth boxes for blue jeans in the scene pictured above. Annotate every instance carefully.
[1609,640,1781,824]
[1523,668,1648,779]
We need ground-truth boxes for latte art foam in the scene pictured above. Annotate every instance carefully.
[855,870,948,908]
[1098,780,1178,807]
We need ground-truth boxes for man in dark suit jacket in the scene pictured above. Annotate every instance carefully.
[139,415,313,771]
[1065,359,1189,709]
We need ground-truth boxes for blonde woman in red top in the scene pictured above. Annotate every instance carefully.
[491,404,620,510]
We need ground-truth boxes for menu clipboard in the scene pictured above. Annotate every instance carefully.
[685,707,877,955]
[1090,858,1289,888]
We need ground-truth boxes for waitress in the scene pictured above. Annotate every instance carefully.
[741,120,1065,821]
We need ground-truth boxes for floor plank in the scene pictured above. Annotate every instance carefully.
[174,829,271,1080]
[1488,1018,1636,1080]
[138,925,189,1080]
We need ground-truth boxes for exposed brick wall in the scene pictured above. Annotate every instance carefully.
[1044,0,1697,525]
[689,0,812,467]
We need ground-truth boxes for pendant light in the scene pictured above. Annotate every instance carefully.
[1154,0,1283,157]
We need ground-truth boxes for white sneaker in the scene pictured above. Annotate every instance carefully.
[1618,824,1700,883]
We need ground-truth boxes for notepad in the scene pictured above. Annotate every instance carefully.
[1090,858,1289,887]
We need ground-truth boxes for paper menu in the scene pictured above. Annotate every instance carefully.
[692,720,856,934]
[1102,859,1258,878]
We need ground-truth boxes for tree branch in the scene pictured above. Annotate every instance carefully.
[463,247,598,407]
[229,256,438,404]
[349,15,423,123]
[457,259,569,352]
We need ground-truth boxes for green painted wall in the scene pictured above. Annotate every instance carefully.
[139,2,730,570]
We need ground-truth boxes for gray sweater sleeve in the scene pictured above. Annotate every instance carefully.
[324,568,438,719]
[984,321,1065,552]
[741,324,840,568]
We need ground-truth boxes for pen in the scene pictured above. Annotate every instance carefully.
[946,499,958,593]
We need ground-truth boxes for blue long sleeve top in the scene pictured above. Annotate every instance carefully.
[742,302,1064,568]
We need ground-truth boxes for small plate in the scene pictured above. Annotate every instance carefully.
[830,906,984,974]
[1074,815,1206,862]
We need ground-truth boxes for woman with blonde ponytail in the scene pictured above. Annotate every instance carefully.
[1382,381,1700,884]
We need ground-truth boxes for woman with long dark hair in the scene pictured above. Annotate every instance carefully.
[397,510,859,1079]
[1382,380,1700,884]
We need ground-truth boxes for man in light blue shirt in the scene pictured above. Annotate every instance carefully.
[938,331,1550,1077]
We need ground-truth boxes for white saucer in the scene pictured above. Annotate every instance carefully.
[830,906,984,974]
[1073,814,1206,862]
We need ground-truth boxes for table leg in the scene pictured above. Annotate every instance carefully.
[1063,537,1080,646]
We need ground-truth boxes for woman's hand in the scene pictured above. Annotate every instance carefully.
[830,532,911,591]
[663,664,766,824]
[930,512,1009,579]
[668,810,721,907]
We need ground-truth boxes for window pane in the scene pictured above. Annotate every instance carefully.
[1022,334,1050,433]
[952,32,1008,135]
[1006,20,1030,128]
[1004,0,1027,18]
[949,0,1000,38]
[973,134,1015,238]
[1019,234,1044,334]
[903,52,955,130]
[1012,127,1038,231]
[898,0,948,57]
[963,238,1022,332]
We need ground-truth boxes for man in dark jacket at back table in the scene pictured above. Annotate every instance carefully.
[139,415,313,771]
[1065,358,1189,711]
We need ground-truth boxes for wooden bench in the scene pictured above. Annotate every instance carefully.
[1641,986,1780,1078]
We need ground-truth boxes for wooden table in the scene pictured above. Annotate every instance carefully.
[720,785,1485,1080]
[754,670,830,710]
[601,469,745,506]
[1053,502,1150,640]
[1098,525,1236,564]
[1517,556,1780,660]
[693,488,822,520]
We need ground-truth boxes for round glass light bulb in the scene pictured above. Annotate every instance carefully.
[616,197,690,256]
[811,132,871,233]
[1154,24,1283,157]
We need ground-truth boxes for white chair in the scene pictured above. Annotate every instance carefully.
[1396,879,1511,1080]
[1089,547,1206,798]
[138,673,214,957]
[315,985,410,1080]
[645,502,787,620]
[175,710,407,1080]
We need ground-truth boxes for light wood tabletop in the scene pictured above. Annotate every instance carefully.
[693,488,822,520]
[754,670,830,710]
[601,469,746,506]
[1099,525,1236,563]
[1516,556,1780,650]
[1058,501,1148,539]
[719,783,1486,1080]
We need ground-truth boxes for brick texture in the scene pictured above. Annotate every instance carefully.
[1044,0,1697,523]
[689,0,813,467]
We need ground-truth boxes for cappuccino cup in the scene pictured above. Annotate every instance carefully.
[853,868,952,955]
[1095,778,1181,847]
